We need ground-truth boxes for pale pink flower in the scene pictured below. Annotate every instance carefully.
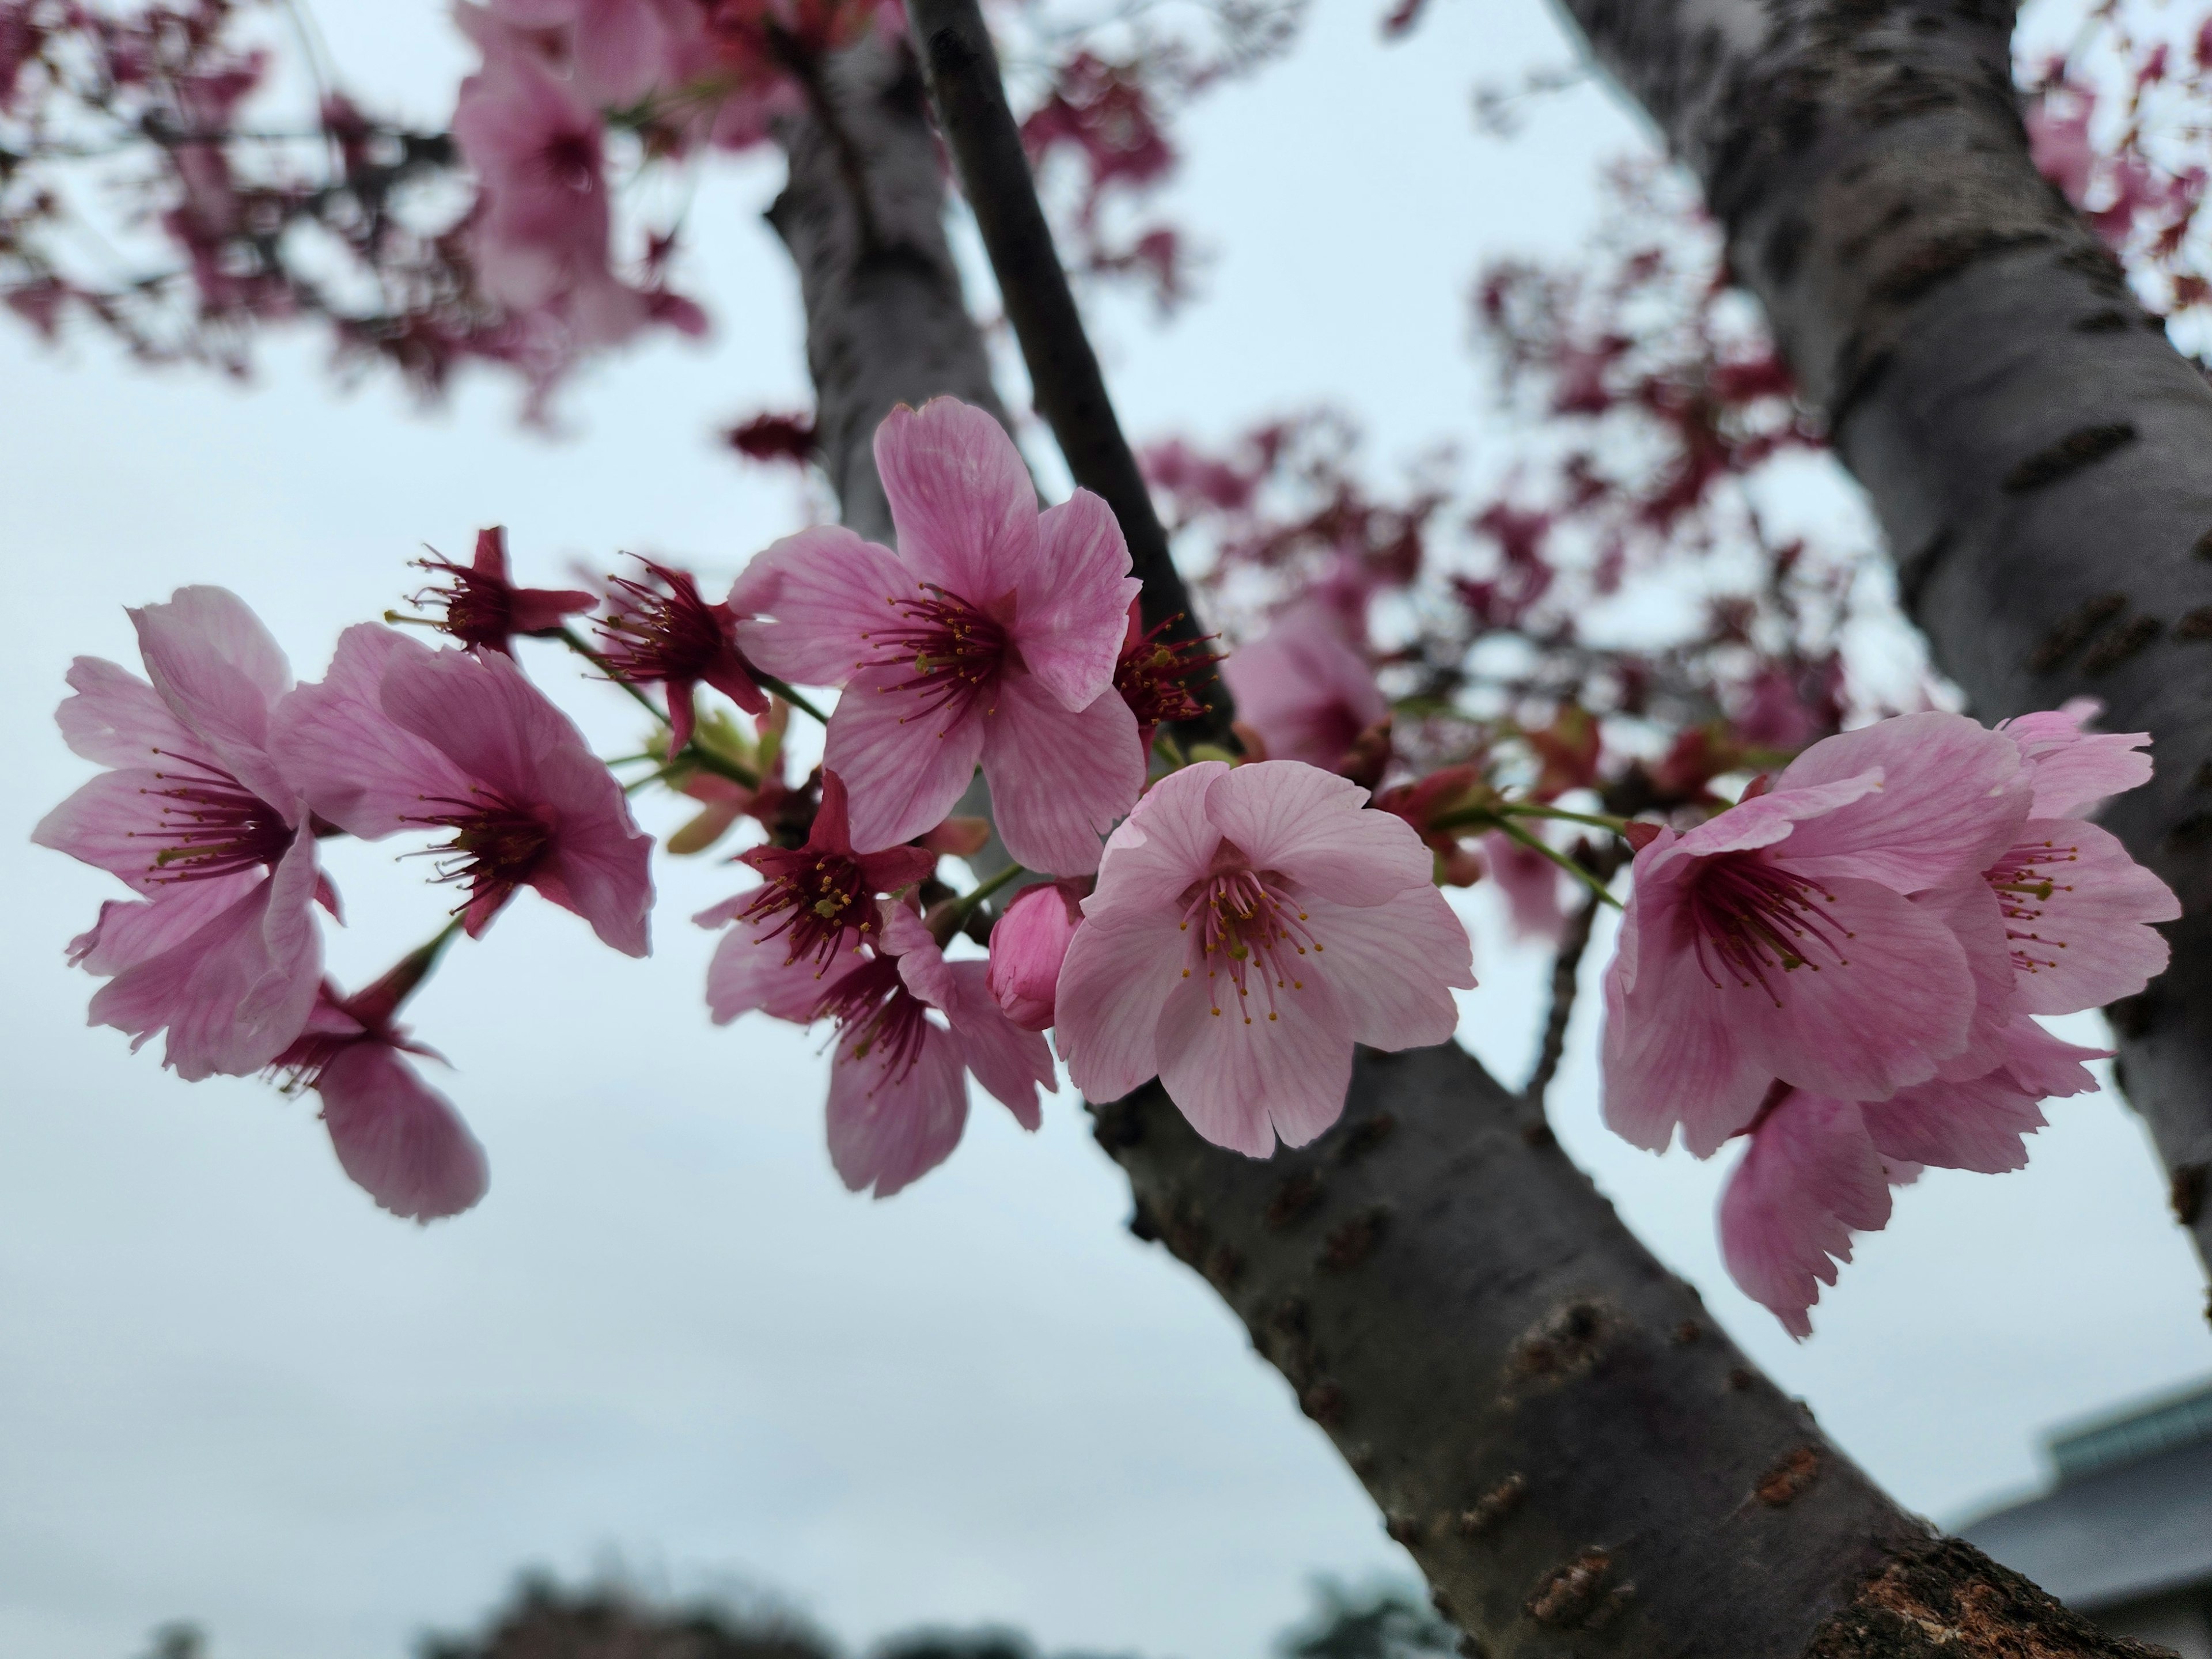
[986,880,1086,1031]
[1482,828,1567,944]
[33,588,325,1080]
[272,624,654,953]
[704,900,1056,1198]
[1602,711,2035,1157]
[273,971,489,1223]
[1718,1017,2105,1337]
[1999,698,2154,819]
[474,0,704,109]
[732,397,1144,875]
[1055,760,1474,1157]
[1218,601,1389,771]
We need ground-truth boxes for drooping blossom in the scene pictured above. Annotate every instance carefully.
[272,624,653,953]
[1483,828,1569,944]
[1217,601,1389,772]
[1602,712,2037,1157]
[410,525,594,655]
[705,900,1056,1198]
[1111,599,1219,747]
[986,881,1086,1031]
[1055,760,1474,1157]
[732,397,1145,875]
[271,953,489,1222]
[694,769,935,1001]
[33,588,325,1080]
[595,556,768,756]
[1717,1017,2107,1337]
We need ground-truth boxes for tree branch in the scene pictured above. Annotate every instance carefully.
[902,0,1233,748]
[1544,0,2212,1290]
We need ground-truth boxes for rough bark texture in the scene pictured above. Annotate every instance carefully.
[766,33,1013,547]
[1546,0,2212,1285]
[760,21,2153,1658]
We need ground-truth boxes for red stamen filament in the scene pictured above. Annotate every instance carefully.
[1177,867,1321,1025]
[403,790,552,921]
[134,750,292,882]
[741,855,876,975]
[859,585,1009,731]
[1986,838,2078,976]
[812,955,931,1084]
[1685,853,1852,1006]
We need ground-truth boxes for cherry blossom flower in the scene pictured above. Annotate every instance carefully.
[474,0,704,109]
[705,900,1056,1198]
[1999,698,2155,819]
[410,525,594,656]
[1483,828,1569,944]
[33,588,325,1080]
[1111,598,1218,745]
[1718,1018,2107,1337]
[1217,601,1389,771]
[694,769,935,1000]
[595,556,768,756]
[272,624,653,953]
[1055,760,1474,1156]
[1602,711,2036,1158]
[731,397,1145,875]
[272,962,489,1222]
[986,881,1086,1031]
[1374,764,1489,887]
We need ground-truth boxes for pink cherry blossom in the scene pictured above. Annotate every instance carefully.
[986,880,1086,1031]
[1217,600,1389,771]
[475,0,704,109]
[33,588,324,1080]
[411,525,594,656]
[272,970,489,1223]
[1602,711,2034,1158]
[1998,698,2154,818]
[1483,828,1568,944]
[695,768,935,988]
[1055,760,1474,1157]
[731,397,1145,876]
[272,624,654,953]
[704,900,1056,1198]
[595,556,768,756]
[1718,1017,2105,1337]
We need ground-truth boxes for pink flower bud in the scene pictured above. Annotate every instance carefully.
[986,882,1086,1032]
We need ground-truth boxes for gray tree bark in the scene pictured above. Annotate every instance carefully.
[1544,0,2212,1286]
[763,23,2168,1657]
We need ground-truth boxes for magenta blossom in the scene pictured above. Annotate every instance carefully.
[273,624,653,953]
[986,880,1086,1031]
[730,397,1145,876]
[694,768,935,994]
[596,556,768,757]
[706,900,1056,1198]
[1718,1017,2106,1337]
[1218,601,1389,771]
[273,968,490,1223]
[1055,760,1474,1157]
[412,525,594,656]
[33,588,325,1080]
[1602,711,2038,1158]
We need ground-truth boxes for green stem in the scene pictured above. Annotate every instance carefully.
[555,624,666,721]
[1492,817,1623,910]
[752,671,830,725]
[1499,801,1633,834]
[945,860,1027,923]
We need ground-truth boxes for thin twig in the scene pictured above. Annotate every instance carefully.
[902,0,1233,747]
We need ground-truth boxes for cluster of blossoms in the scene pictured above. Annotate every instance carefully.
[33,395,2179,1347]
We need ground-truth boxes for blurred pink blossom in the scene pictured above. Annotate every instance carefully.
[1217,601,1389,772]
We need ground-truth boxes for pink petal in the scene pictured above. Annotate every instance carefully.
[130,586,296,814]
[824,662,990,853]
[271,624,471,838]
[943,960,1056,1128]
[1914,877,2018,1085]
[55,656,202,767]
[1203,761,1431,906]
[884,903,958,1010]
[378,641,560,805]
[1218,603,1388,770]
[1993,1014,2108,1099]
[1054,911,1187,1103]
[1718,1093,1892,1340]
[532,741,655,957]
[1086,760,1229,916]
[1011,490,1140,711]
[702,913,835,1024]
[1774,711,2030,891]
[86,827,322,1080]
[1860,1071,2046,1175]
[825,1020,969,1198]
[1302,885,1472,1049]
[34,768,194,891]
[1600,911,1772,1156]
[1999,819,2179,1016]
[1729,875,1975,1111]
[1657,771,1884,869]
[1153,968,1354,1156]
[2002,702,2154,817]
[317,1043,490,1221]
[980,676,1145,877]
[1483,830,1569,944]
[872,398,1039,603]
[726,525,911,687]
[66,873,262,976]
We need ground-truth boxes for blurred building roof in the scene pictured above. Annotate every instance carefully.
[1961,1379,2212,1611]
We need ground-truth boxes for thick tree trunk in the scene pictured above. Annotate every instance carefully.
[762,21,2164,1657]
[1545,0,2212,1286]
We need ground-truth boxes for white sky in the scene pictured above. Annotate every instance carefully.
[2,2,2209,1657]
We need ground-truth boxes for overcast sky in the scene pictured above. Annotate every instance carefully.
[3,2,2210,1658]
